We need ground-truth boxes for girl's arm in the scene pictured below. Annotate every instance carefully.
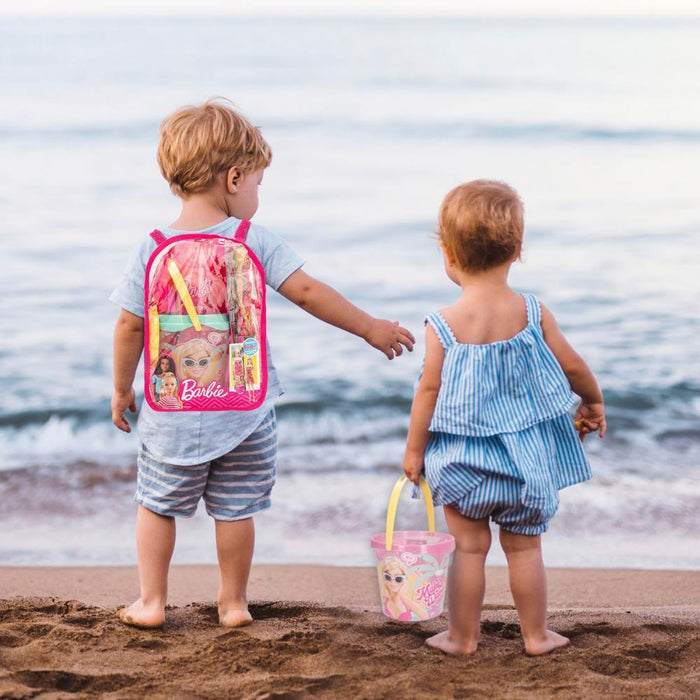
[540,304,606,439]
[278,269,415,359]
[402,324,444,484]
[112,309,144,433]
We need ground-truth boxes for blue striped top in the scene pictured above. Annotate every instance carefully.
[426,293,576,437]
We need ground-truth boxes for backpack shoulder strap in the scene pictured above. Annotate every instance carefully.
[234,220,251,242]
[150,229,166,245]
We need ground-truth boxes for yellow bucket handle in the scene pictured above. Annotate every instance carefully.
[385,475,435,551]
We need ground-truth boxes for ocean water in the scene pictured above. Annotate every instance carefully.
[1,16,699,570]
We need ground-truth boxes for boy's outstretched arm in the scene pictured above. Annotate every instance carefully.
[278,269,415,359]
[112,309,144,433]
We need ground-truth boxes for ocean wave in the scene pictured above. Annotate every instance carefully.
[1,454,698,568]
[0,415,136,472]
[3,119,700,145]
[0,378,697,474]
[3,380,694,427]
[265,119,700,143]
[0,406,106,430]
[0,122,156,142]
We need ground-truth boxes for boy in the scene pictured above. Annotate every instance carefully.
[110,99,414,628]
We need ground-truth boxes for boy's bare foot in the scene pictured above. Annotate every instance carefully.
[525,629,570,656]
[116,599,165,629]
[218,605,253,628]
[426,630,478,656]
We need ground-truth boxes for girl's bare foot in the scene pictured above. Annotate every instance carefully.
[218,605,253,628]
[426,630,478,656]
[116,599,165,629]
[525,629,570,656]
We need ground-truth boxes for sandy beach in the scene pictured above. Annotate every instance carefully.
[0,565,697,699]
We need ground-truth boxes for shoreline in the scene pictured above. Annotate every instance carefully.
[1,563,698,611]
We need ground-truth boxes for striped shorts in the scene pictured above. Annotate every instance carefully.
[135,412,277,521]
[449,474,559,536]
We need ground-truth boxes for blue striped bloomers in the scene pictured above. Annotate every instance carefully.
[422,294,591,535]
[135,411,277,520]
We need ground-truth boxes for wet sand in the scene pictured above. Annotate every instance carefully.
[0,565,698,698]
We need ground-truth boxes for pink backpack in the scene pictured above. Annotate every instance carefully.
[144,220,267,411]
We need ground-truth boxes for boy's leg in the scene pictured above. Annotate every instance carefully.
[426,506,491,656]
[117,505,175,628]
[215,517,255,627]
[204,411,277,627]
[120,444,209,628]
[499,528,569,655]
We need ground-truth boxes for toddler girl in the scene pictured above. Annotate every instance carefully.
[403,180,605,656]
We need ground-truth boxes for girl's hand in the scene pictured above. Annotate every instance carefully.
[574,402,606,441]
[402,451,424,485]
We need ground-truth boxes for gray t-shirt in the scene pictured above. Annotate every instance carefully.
[109,216,304,465]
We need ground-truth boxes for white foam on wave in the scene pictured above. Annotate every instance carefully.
[0,416,137,471]
[0,415,697,569]
[4,465,698,570]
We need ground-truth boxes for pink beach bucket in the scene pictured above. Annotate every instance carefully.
[370,476,455,622]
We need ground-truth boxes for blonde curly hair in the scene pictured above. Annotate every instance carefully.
[157,97,272,197]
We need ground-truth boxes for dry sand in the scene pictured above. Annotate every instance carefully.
[0,565,698,699]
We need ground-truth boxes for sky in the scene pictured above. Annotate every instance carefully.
[3,0,700,17]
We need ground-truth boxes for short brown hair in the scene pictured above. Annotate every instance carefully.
[157,98,272,197]
[438,180,524,272]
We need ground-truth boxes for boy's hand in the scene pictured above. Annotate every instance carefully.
[112,389,138,433]
[402,451,424,485]
[364,319,415,360]
[574,402,606,441]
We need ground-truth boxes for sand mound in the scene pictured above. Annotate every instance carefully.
[0,597,698,698]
